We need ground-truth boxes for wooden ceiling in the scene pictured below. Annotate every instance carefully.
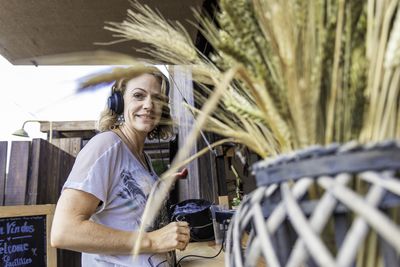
[0,0,206,65]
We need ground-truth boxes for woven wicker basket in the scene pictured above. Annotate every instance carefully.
[225,141,400,267]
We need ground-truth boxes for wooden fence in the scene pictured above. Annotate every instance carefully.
[0,138,81,267]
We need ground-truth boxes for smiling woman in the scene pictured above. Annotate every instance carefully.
[51,66,190,267]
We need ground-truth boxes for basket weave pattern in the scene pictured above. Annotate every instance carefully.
[226,141,400,267]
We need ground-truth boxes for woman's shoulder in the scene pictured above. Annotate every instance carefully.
[90,131,119,143]
[79,131,123,157]
[86,131,120,146]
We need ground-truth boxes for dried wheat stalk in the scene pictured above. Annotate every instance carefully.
[77,0,400,263]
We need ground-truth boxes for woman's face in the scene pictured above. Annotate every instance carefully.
[123,73,164,135]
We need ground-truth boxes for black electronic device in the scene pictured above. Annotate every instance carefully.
[108,91,124,115]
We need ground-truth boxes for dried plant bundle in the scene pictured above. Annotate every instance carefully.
[77,0,400,264]
[81,0,400,154]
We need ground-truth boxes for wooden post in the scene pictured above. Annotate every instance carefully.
[0,142,7,205]
[170,66,200,200]
[5,141,30,205]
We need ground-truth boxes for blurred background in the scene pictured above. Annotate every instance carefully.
[0,54,110,141]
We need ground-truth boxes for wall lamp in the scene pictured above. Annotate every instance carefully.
[12,120,53,143]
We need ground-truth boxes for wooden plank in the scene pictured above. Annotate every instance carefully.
[5,141,30,205]
[40,120,96,132]
[36,140,50,204]
[64,138,81,157]
[58,249,81,267]
[176,242,225,266]
[34,140,76,204]
[52,145,80,267]
[26,139,74,205]
[52,138,82,157]
[26,139,41,205]
[58,130,96,139]
[57,149,75,197]
[0,204,54,218]
[36,141,79,267]
[0,141,7,205]
[48,143,61,204]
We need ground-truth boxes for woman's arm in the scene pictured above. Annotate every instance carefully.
[51,188,190,254]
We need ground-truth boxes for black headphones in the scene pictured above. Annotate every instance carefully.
[107,90,124,115]
[107,73,170,115]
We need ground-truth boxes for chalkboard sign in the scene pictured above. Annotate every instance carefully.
[0,205,56,267]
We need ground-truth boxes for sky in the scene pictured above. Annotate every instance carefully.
[0,55,111,141]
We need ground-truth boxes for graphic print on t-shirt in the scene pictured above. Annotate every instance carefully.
[117,169,147,207]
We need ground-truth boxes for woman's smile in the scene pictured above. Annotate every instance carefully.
[135,113,156,121]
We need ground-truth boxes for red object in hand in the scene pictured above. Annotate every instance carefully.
[177,168,188,179]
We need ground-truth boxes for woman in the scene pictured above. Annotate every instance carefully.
[51,69,190,267]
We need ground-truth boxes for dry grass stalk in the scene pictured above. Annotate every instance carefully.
[76,0,400,264]
[133,65,241,256]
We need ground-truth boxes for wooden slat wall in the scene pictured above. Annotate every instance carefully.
[0,142,7,205]
[5,141,30,205]
[52,137,82,157]
[30,139,76,204]
[0,138,81,267]
[48,142,61,204]
[39,139,80,267]
[57,146,76,198]
[1,139,77,205]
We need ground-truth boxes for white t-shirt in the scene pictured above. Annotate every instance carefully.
[63,131,169,267]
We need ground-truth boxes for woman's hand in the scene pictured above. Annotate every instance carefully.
[146,221,190,253]
[175,168,188,179]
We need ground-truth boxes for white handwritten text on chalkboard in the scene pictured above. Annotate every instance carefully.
[0,216,46,267]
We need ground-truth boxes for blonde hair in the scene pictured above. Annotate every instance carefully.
[98,71,173,140]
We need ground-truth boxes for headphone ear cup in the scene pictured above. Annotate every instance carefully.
[107,92,124,114]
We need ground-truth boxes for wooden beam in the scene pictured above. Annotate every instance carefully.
[0,141,7,205]
[40,120,97,132]
[144,141,170,150]
[0,204,55,218]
